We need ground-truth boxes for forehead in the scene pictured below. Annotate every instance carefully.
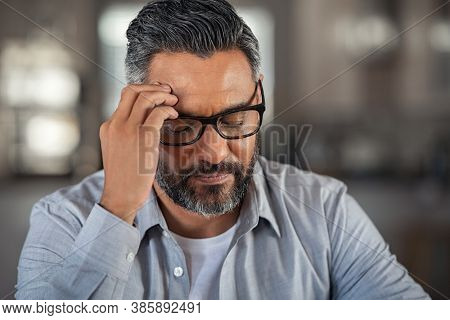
[148,50,255,116]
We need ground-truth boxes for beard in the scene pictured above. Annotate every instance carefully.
[155,134,260,217]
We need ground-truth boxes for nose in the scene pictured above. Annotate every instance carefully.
[194,125,230,164]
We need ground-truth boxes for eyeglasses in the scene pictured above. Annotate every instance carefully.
[160,80,265,146]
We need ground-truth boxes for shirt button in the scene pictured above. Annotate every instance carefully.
[173,266,184,278]
[162,230,169,238]
[126,252,135,263]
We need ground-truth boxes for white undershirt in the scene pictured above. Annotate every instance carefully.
[170,222,239,300]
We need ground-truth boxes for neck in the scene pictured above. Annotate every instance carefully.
[153,182,240,239]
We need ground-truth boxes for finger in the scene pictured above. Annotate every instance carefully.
[142,105,179,130]
[113,84,172,121]
[128,91,178,125]
[138,106,178,150]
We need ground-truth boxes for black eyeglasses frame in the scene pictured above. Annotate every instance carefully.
[160,79,265,147]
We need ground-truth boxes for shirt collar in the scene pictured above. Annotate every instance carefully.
[133,156,281,242]
[133,190,168,242]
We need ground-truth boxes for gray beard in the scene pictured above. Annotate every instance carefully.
[155,135,260,217]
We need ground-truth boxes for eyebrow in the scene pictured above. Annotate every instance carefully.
[176,101,251,118]
[176,82,259,118]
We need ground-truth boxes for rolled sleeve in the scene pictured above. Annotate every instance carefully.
[71,203,140,280]
[16,199,141,299]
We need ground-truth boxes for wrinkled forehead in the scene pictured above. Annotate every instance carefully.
[148,50,255,117]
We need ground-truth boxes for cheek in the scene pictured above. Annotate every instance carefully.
[227,136,256,165]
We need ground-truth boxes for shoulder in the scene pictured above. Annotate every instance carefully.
[254,156,351,233]
[255,156,376,241]
[30,170,105,230]
[256,155,347,200]
[38,169,104,207]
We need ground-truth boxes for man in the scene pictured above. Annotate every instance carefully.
[16,0,429,299]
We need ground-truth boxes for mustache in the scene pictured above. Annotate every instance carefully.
[177,160,244,178]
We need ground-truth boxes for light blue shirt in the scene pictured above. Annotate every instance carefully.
[15,156,430,299]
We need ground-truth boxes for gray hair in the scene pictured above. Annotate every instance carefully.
[125,0,260,84]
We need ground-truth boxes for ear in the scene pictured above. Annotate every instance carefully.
[257,73,264,103]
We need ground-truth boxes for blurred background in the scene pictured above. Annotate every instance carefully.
[0,0,449,299]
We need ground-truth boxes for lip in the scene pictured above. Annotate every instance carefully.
[192,173,231,184]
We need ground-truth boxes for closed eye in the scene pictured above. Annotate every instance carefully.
[221,121,244,126]
[168,126,193,133]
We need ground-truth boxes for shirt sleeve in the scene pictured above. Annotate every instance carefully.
[15,201,140,300]
[327,189,431,299]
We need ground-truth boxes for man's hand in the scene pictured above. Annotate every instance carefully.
[99,84,178,224]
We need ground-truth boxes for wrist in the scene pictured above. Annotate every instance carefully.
[99,196,139,225]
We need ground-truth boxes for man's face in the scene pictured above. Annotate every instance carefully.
[149,50,262,216]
